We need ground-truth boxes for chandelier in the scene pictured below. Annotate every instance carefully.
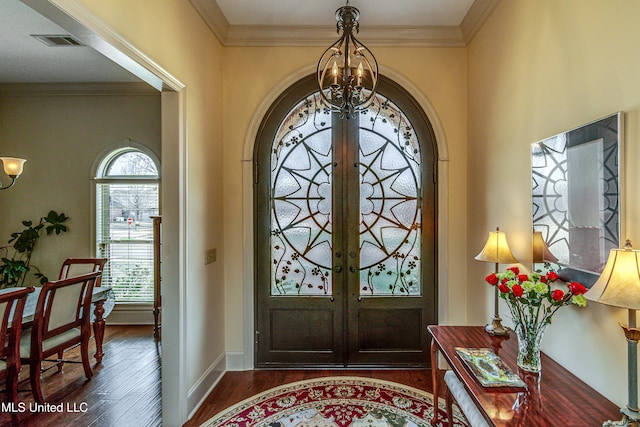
[317,1,378,119]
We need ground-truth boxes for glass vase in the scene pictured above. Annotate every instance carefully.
[514,322,549,373]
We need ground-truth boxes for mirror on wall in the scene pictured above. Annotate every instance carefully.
[531,112,623,286]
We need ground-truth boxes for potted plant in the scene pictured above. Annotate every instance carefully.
[0,210,69,288]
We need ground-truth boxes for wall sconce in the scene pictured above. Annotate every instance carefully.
[586,240,640,427]
[0,157,26,190]
[475,227,519,335]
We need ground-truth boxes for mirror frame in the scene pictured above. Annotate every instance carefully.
[531,112,624,286]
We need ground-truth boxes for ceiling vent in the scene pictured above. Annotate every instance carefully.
[31,34,83,47]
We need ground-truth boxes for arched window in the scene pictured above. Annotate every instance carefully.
[95,146,160,302]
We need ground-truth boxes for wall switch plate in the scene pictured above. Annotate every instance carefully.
[205,248,216,265]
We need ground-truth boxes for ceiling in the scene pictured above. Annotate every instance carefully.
[0,0,140,84]
[191,0,499,46]
[0,0,499,84]
[218,0,474,26]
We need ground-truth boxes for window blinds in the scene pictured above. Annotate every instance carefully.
[96,183,159,302]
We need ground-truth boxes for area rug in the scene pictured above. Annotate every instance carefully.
[199,376,468,427]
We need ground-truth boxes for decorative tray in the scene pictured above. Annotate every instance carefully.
[455,347,526,388]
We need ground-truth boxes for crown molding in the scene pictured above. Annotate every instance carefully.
[189,0,231,44]
[460,0,500,42]
[223,25,467,48]
[190,0,500,47]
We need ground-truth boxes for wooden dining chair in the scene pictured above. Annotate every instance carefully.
[58,258,107,285]
[0,287,35,405]
[20,272,101,403]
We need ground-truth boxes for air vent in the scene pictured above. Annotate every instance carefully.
[31,34,83,47]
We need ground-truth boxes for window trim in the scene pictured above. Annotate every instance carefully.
[93,141,161,305]
[95,144,160,180]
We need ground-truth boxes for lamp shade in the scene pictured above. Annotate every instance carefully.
[475,227,519,264]
[532,231,559,263]
[0,157,26,177]
[585,242,640,310]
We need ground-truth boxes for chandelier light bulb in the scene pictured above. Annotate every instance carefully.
[317,2,378,119]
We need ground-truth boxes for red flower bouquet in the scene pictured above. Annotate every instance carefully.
[484,266,587,372]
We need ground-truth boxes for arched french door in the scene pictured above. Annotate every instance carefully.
[254,75,437,367]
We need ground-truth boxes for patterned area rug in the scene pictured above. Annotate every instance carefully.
[199,376,469,427]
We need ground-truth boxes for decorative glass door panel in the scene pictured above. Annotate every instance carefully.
[359,94,421,296]
[271,94,333,295]
[256,75,437,367]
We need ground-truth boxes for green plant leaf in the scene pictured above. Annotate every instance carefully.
[0,258,29,288]
[0,210,69,288]
[44,210,69,235]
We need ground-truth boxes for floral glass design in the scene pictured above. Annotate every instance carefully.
[270,92,422,296]
[271,93,333,295]
[358,94,421,296]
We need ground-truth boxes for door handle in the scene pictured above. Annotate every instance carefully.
[335,266,343,273]
[349,265,357,273]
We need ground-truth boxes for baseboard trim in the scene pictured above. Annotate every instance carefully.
[187,352,226,418]
[106,304,154,325]
[226,351,246,371]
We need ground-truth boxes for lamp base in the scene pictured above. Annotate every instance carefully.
[485,316,509,336]
[603,407,640,426]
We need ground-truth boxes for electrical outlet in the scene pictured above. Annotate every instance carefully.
[205,248,216,265]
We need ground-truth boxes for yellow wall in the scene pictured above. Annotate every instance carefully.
[468,0,640,407]
[15,0,640,421]
[73,0,226,421]
[222,46,470,352]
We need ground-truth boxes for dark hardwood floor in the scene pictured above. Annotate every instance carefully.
[184,369,446,427]
[0,326,445,427]
[0,325,161,427]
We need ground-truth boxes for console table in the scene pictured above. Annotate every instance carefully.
[428,325,621,426]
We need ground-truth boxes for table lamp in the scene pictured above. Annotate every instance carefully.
[475,227,519,336]
[586,239,640,427]
[532,231,559,266]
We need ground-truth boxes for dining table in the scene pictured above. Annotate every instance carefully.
[1,285,115,364]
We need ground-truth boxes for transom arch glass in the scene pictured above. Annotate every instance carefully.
[270,91,422,296]
[102,150,159,177]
